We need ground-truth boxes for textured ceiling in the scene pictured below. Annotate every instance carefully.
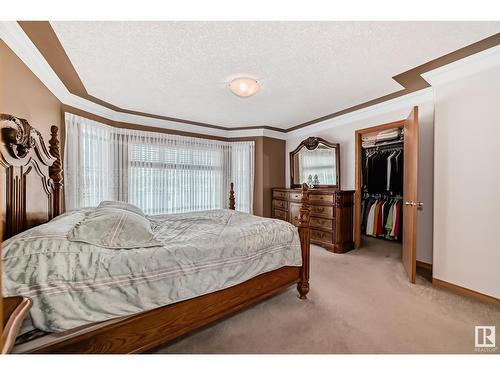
[50,21,500,129]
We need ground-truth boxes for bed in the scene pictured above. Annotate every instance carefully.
[0,114,311,354]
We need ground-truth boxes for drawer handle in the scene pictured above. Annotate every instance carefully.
[314,207,325,213]
[311,196,328,200]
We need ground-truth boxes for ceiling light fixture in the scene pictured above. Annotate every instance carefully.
[229,78,260,97]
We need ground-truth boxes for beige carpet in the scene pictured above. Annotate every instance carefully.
[154,237,500,354]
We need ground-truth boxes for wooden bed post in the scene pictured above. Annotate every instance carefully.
[297,183,310,299]
[49,125,64,217]
[229,182,235,210]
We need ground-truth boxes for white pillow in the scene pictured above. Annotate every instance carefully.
[97,200,145,217]
[68,208,161,249]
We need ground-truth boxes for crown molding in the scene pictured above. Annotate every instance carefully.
[422,44,500,86]
[1,22,70,103]
[0,20,430,141]
[287,87,434,139]
[2,21,498,141]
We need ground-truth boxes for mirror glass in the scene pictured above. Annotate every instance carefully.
[291,139,339,188]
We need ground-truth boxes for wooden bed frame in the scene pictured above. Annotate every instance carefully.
[0,114,311,354]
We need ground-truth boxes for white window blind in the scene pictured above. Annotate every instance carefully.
[64,113,254,214]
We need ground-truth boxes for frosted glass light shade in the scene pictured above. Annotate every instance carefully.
[229,78,260,97]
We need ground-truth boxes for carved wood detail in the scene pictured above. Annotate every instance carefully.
[302,137,321,150]
[48,126,63,216]
[0,114,35,159]
[0,114,63,239]
[289,136,341,189]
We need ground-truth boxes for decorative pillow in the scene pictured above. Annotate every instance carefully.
[68,208,162,249]
[97,200,145,217]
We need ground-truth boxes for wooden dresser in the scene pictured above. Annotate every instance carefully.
[272,188,355,253]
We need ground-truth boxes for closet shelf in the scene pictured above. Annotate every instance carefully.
[362,139,404,150]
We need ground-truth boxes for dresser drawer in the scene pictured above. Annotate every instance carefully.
[272,191,288,200]
[310,205,334,218]
[273,208,287,221]
[289,192,303,201]
[310,217,334,231]
[309,194,334,204]
[311,229,333,244]
[272,199,288,210]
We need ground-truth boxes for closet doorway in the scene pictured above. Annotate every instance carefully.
[354,107,419,283]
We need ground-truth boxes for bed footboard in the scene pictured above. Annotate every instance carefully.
[229,182,311,299]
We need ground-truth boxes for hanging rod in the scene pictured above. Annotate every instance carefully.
[363,192,403,199]
[362,139,404,150]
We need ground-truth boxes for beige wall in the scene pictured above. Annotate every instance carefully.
[433,65,500,299]
[239,136,286,217]
[262,137,286,217]
[286,96,435,263]
[0,39,62,142]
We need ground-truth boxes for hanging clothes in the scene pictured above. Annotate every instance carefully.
[365,200,377,236]
[376,201,384,236]
[361,197,376,233]
[363,148,404,196]
[361,196,403,241]
[361,130,404,242]
[385,202,394,239]
[372,202,380,236]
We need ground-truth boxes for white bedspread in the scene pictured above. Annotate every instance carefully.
[2,209,302,333]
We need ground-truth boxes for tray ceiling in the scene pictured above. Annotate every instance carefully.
[50,21,500,129]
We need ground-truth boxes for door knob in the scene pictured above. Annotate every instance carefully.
[417,202,423,208]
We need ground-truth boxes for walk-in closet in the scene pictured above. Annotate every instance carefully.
[354,107,419,283]
[361,128,404,243]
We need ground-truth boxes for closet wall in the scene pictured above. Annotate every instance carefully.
[286,93,434,263]
[432,64,500,299]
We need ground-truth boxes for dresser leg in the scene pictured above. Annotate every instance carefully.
[297,281,310,299]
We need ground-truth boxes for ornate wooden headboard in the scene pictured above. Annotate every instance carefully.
[1,114,63,240]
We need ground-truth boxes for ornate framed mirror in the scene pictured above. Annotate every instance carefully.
[290,137,340,189]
